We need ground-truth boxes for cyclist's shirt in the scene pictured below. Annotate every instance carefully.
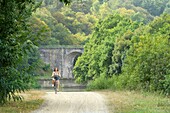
[54,72,60,80]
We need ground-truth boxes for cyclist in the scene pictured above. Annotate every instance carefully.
[51,67,61,93]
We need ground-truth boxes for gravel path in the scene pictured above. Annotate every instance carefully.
[32,92,108,113]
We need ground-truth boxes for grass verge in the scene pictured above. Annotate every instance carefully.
[0,90,45,113]
[100,90,170,113]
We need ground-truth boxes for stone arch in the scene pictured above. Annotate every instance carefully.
[63,51,82,79]
[39,47,84,79]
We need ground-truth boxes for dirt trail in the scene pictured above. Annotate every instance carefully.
[32,92,108,113]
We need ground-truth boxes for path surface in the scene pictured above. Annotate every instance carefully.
[32,92,108,113]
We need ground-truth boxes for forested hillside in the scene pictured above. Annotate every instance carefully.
[72,0,170,95]
[33,0,170,45]
[0,0,169,105]
[31,0,170,94]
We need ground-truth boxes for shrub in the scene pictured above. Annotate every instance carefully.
[87,75,110,90]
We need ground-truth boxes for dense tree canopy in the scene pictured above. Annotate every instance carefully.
[33,0,170,95]
[73,13,140,83]
[31,0,169,46]
[73,13,170,94]
[0,0,40,104]
[0,0,73,104]
[121,14,170,94]
[131,0,169,16]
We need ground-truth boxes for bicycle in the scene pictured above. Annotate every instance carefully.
[54,80,58,94]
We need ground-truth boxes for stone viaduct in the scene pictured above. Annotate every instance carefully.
[39,46,84,79]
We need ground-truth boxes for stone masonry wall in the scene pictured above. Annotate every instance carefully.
[39,47,83,79]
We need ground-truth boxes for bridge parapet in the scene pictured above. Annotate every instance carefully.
[40,45,84,49]
[38,79,86,92]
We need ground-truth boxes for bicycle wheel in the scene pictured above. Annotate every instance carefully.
[54,81,58,94]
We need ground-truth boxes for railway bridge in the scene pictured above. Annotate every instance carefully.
[39,46,84,79]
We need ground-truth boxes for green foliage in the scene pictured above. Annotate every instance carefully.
[119,14,170,94]
[0,0,40,104]
[109,30,134,75]
[131,0,169,16]
[89,15,170,95]
[32,0,168,46]
[29,16,52,45]
[73,13,140,83]
[70,0,93,14]
[74,8,170,95]
[164,1,170,14]
[20,47,51,88]
[42,64,51,71]
[107,0,154,24]
[87,75,110,90]
[0,0,76,104]
[163,74,170,95]
[29,77,41,89]
[30,0,97,45]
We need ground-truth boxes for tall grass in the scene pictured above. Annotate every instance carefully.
[101,90,170,113]
[0,90,45,113]
[88,75,170,112]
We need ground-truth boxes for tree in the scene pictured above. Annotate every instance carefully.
[164,1,170,14]
[121,14,170,94]
[73,13,140,83]
[131,0,169,16]
[0,0,71,104]
[0,0,39,104]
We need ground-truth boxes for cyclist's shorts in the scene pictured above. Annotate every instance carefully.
[54,75,60,80]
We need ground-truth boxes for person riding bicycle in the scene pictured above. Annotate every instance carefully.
[51,67,61,91]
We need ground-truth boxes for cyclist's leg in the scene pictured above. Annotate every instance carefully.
[52,78,55,87]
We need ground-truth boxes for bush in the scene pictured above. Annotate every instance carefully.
[162,74,170,95]
[29,77,41,89]
[42,64,51,71]
[87,75,110,90]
